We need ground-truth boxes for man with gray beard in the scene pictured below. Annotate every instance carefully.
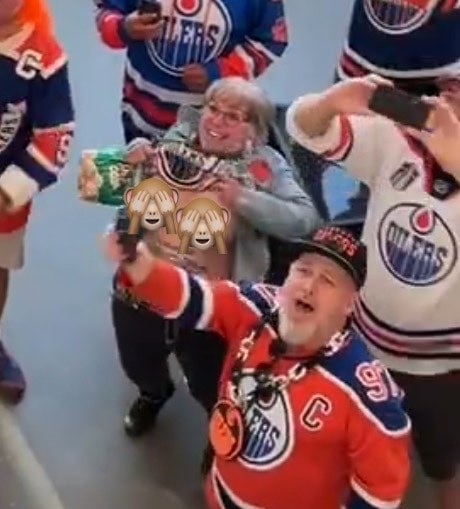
[101,224,411,509]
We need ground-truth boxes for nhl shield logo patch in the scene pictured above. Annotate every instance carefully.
[389,162,419,191]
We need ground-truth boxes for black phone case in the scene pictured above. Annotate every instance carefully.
[114,207,144,263]
[368,85,432,130]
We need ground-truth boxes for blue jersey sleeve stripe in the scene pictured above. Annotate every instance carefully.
[164,271,208,329]
[14,152,57,190]
[317,367,411,436]
[348,479,402,509]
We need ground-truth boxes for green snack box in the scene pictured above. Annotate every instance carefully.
[78,147,142,206]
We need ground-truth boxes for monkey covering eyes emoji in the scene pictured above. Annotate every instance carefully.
[123,177,180,235]
[175,197,230,255]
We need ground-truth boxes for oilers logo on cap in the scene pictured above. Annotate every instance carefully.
[378,202,458,286]
[363,0,437,34]
[146,0,231,77]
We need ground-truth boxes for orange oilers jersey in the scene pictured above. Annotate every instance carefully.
[119,261,412,509]
[0,21,74,233]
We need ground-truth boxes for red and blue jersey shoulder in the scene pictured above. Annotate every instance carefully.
[340,0,460,79]
[0,24,75,212]
[238,280,279,315]
[320,329,411,509]
[321,328,410,434]
[117,260,279,341]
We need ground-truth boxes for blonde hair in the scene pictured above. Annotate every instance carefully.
[204,77,275,144]
[17,0,54,34]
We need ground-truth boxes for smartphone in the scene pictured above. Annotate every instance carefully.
[137,0,162,18]
[114,206,144,263]
[368,85,433,130]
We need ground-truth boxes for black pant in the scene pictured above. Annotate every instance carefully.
[111,294,227,414]
[114,112,284,412]
[390,370,460,481]
[117,112,230,414]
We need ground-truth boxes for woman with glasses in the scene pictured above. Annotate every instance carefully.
[108,77,322,442]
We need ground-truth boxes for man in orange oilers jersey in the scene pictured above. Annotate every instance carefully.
[0,0,75,403]
[102,224,411,509]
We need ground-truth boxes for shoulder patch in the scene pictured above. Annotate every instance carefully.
[16,26,67,79]
[320,329,410,435]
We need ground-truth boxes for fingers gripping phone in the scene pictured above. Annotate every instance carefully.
[137,0,162,19]
[368,85,433,130]
[115,206,144,263]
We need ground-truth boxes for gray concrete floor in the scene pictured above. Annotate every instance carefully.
[0,1,435,508]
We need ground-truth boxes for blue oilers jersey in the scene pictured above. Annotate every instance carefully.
[95,0,288,135]
[337,0,460,83]
[0,23,74,232]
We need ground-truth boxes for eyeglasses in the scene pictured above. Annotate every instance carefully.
[204,101,249,126]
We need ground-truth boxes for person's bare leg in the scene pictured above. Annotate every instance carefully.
[434,470,460,509]
[0,266,26,403]
[0,267,9,318]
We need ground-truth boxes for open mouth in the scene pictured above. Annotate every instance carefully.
[294,299,314,313]
[145,218,159,224]
[195,238,209,244]
[207,129,224,139]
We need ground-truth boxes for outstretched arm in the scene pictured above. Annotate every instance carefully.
[106,233,256,342]
[285,75,405,189]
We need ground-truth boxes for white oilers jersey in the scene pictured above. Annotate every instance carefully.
[286,98,460,375]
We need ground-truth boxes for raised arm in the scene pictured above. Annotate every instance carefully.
[285,75,404,188]
[107,234,256,342]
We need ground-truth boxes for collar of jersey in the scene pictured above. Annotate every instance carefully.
[0,23,34,56]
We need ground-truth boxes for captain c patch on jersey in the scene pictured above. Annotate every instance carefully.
[378,202,457,286]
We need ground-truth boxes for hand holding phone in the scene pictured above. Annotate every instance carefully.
[137,0,162,18]
[124,1,162,40]
[368,85,433,130]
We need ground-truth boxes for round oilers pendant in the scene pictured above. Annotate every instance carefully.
[209,398,244,461]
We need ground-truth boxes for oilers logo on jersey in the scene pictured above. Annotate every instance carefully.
[363,0,437,35]
[0,102,26,153]
[146,0,232,77]
[378,203,457,286]
[228,370,294,471]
